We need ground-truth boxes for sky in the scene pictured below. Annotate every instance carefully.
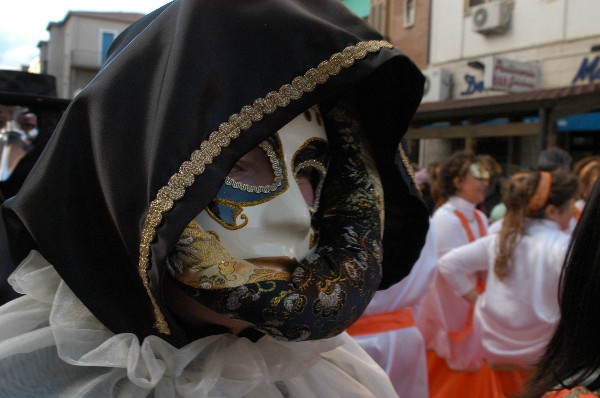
[1,0,170,69]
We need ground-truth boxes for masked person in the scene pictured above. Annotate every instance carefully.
[0,1,429,397]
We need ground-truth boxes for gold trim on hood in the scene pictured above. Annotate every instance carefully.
[138,40,394,335]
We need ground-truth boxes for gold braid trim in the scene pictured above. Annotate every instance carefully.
[139,40,394,335]
[398,145,420,197]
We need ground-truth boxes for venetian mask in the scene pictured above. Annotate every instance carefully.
[194,107,329,270]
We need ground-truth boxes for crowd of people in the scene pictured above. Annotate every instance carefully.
[349,145,600,397]
[0,1,599,397]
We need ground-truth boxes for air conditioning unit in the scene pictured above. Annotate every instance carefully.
[421,68,452,103]
[471,1,512,35]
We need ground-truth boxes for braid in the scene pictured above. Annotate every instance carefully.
[494,172,533,280]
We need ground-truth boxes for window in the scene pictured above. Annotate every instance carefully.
[369,0,388,35]
[404,0,416,27]
[100,31,116,64]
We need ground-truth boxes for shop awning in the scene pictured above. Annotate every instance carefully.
[411,83,600,126]
[407,83,600,142]
[557,112,600,132]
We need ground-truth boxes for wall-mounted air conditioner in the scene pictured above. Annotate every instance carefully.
[422,68,452,103]
[471,1,512,35]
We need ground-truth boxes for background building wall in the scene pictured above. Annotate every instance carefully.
[388,0,431,69]
[412,0,600,169]
[43,13,142,98]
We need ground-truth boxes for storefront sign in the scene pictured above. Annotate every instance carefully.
[484,56,540,93]
[572,56,600,84]
[460,74,485,95]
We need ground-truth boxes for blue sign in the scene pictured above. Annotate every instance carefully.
[572,56,600,84]
[460,74,485,95]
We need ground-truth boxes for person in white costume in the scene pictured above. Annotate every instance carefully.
[0,1,430,397]
[431,150,494,256]
[438,170,578,369]
[417,150,499,371]
[349,222,438,398]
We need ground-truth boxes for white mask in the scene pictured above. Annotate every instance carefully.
[194,107,329,268]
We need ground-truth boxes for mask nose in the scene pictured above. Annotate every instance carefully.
[258,177,313,259]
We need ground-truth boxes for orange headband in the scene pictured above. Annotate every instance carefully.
[528,171,552,214]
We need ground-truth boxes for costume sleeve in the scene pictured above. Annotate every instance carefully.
[437,236,491,297]
[172,120,384,341]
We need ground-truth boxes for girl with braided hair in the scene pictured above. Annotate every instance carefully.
[436,170,578,397]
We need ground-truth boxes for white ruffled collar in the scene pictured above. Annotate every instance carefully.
[4,251,348,396]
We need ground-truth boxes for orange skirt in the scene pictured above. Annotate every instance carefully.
[427,350,533,398]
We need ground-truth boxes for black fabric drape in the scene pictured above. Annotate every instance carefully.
[2,0,428,346]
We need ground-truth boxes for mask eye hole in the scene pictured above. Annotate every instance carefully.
[295,162,326,208]
[225,139,284,193]
[293,139,328,212]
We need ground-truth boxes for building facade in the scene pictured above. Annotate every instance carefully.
[35,2,600,169]
[345,0,600,169]
[39,12,143,98]
[408,0,600,169]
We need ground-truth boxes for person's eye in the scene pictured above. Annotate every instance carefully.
[228,163,248,179]
[292,138,329,211]
[294,161,327,208]
[296,166,321,188]
[226,144,277,187]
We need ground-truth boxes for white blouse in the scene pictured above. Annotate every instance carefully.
[417,196,488,370]
[438,218,571,367]
[432,196,489,257]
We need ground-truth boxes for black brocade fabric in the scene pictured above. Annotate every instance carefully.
[1,0,429,346]
[174,110,383,341]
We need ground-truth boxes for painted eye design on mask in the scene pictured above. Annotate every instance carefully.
[292,138,328,213]
[205,136,288,229]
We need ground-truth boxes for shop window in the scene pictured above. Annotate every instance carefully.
[404,0,416,28]
[369,0,388,35]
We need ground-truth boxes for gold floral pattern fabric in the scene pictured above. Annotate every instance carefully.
[166,222,291,289]
[171,105,384,341]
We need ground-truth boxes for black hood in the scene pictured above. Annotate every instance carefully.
[2,0,428,345]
